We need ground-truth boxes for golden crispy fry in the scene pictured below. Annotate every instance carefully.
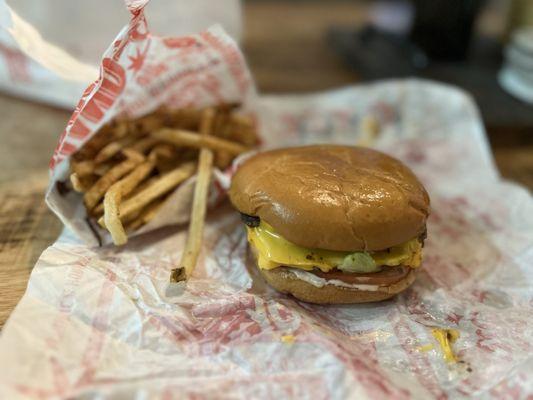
[149,144,180,173]
[214,151,233,170]
[119,160,155,195]
[75,105,257,249]
[84,157,143,210]
[93,202,104,216]
[97,159,155,214]
[122,148,145,162]
[148,144,176,161]
[95,136,140,164]
[103,186,128,245]
[125,198,166,232]
[168,108,203,130]
[99,160,155,234]
[140,199,165,224]
[230,114,254,129]
[70,173,96,193]
[152,128,248,156]
[71,160,95,177]
[72,127,114,161]
[98,162,196,226]
[112,120,130,138]
[137,114,165,133]
[129,136,160,154]
[93,163,113,176]
[227,114,259,146]
[70,173,84,192]
[126,175,159,198]
[173,109,215,281]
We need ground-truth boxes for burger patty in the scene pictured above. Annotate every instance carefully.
[302,265,411,285]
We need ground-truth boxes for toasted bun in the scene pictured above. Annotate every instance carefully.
[230,145,429,251]
[260,267,417,304]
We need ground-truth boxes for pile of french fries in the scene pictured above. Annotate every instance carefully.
[69,105,258,280]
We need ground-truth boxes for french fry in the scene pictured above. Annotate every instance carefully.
[70,173,84,192]
[149,144,180,173]
[71,104,258,249]
[72,127,114,161]
[148,144,176,161]
[100,160,156,236]
[112,120,130,138]
[214,151,233,170]
[84,157,144,210]
[93,162,113,176]
[125,198,166,232]
[103,186,128,245]
[98,162,196,225]
[151,128,249,156]
[173,109,215,282]
[211,111,233,169]
[168,108,203,130]
[122,148,145,162]
[129,136,159,154]
[71,160,95,177]
[70,173,95,193]
[95,136,142,164]
[136,114,165,133]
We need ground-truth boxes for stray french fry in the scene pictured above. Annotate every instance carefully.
[357,115,380,147]
[173,109,215,281]
[84,157,143,210]
[152,128,248,156]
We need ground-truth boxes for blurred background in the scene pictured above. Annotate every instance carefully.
[2,0,532,188]
[0,0,532,324]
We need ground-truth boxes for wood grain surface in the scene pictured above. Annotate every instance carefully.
[0,1,532,328]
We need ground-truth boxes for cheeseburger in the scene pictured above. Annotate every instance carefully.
[229,145,430,304]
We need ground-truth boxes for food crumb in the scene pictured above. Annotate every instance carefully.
[431,328,460,363]
[417,343,434,352]
[281,334,295,344]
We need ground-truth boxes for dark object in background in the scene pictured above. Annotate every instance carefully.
[410,0,486,61]
[328,0,533,148]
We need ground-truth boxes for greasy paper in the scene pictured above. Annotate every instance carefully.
[1,80,532,399]
[42,0,256,246]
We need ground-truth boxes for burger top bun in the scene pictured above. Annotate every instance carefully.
[229,145,429,252]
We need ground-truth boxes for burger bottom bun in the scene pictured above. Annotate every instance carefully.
[259,267,417,304]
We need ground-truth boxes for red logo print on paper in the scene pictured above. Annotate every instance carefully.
[50,58,126,170]
[0,44,30,82]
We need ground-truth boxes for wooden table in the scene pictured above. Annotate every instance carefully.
[1,1,532,328]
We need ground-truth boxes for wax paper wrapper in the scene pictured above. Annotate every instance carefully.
[0,0,241,108]
[39,1,255,246]
[1,79,532,399]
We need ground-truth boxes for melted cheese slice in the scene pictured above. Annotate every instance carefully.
[247,222,422,272]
